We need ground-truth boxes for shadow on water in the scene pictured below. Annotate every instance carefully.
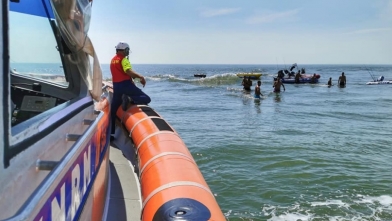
[274,92,281,103]
[254,100,261,114]
[338,85,346,89]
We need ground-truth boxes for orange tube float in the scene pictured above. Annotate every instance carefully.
[117,105,225,221]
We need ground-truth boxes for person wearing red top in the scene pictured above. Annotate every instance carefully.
[110,41,151,138]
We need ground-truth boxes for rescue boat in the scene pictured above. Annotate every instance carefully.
[2,1,224,220]
[2,1,115,220]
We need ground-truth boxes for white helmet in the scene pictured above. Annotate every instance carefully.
[115,42,130,50]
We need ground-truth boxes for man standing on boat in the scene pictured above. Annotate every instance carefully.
[110,41,151,137]
[338,72,346,87]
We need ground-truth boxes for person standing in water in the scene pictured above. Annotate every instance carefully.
[295,71,302,84]
[254,80,263,98]
[273,78,285,92]
[310,73,318,83]
[327,77,332,86]
[242,76,252,91]
[338,72,346,87]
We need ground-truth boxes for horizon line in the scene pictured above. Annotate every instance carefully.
[117,63,392,66]
[10,62,392,66]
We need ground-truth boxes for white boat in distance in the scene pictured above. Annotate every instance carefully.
[366,75,392,85]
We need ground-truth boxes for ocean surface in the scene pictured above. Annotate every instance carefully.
[14,63,392,220]
[111,64,392,221]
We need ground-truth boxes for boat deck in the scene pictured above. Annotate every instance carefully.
[104,134,141,221]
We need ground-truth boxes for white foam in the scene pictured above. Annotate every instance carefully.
[311,199,347,207]
[356,195,392,207]
[268,212,311,221]
[146,76,163,81]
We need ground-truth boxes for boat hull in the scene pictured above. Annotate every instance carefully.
[281,77,319,84]
[194,74,206,78]
[366,81,392,85]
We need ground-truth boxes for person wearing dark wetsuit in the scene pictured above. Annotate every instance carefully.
[295,71,301,84]
[327,77,332,86]
[242,76,252,91]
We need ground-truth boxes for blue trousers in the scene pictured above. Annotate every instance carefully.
[110,80,151,134]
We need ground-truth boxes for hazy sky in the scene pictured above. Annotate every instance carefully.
[10,0,392,65]
[88,0,392,65]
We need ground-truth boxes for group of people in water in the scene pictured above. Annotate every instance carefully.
[327,72,346,87]
[242,76,285,98]
[242,71,347,99]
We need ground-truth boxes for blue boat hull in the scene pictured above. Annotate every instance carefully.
[281,78,319,84]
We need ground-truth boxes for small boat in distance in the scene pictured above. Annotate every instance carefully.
[236,72,262,79]
[194,73,207,78]
[366,75,392,85]
[365,68,392,85]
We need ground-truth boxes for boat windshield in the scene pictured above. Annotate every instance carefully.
[9,11,67,86]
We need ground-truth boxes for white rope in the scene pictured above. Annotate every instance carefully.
[130,116,162,134]
[142,181,213,209]
[135,131,177,154]
[139,151,195,175]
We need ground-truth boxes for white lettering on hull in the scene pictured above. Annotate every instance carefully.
[34,144,93,221]
[51,184,65,221]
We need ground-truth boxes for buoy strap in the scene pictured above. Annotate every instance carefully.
[129,116,162,134]
[142,181,213,209]
[139,151,196,175]
[136,131,178,153]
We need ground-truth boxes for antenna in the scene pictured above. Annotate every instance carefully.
[364,65,376,81]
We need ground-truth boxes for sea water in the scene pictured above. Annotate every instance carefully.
[15,63,392,220]
[132,64,392,221]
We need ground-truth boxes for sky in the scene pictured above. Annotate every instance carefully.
[87,0,392,65]
[9,0,392,65]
